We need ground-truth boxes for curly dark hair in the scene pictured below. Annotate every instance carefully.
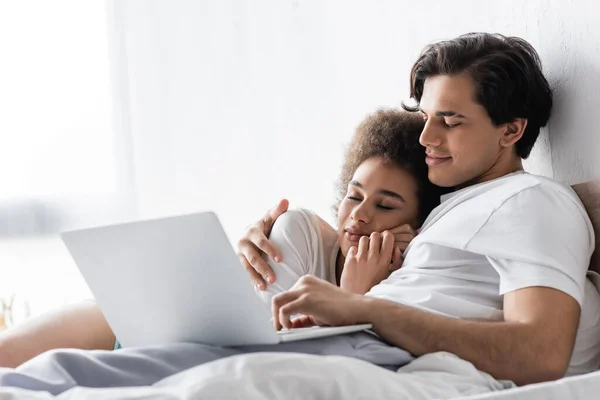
[403,32,553,159]
[333,109,448,226]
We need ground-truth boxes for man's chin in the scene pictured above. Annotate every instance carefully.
[428,170,458,188]
[429,169,492,190]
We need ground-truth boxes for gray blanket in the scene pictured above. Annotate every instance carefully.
[0,332,413,395]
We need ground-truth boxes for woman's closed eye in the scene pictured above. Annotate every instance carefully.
[347,195,397,210]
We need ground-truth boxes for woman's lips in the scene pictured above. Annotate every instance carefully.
[425,155,452,166]
[345,232,363,243]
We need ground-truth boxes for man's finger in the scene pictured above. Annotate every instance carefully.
[243,245,276,284]
[291,315,316,329]
[263,199,290,237]
[272,290,301,330]
[239,254,266,290]
[255,235,282,263]
[278,299,309,330]
[268,199,289,220]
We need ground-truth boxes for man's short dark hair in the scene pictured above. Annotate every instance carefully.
[403,32,553,159]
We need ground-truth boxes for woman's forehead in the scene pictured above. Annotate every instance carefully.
[352,159,415,189]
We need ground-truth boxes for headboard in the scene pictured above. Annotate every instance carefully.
[572,181,600,274]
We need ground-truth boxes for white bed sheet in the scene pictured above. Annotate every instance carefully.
[460,369,600,400]
[0,352,510,400]
[0,352,596,400]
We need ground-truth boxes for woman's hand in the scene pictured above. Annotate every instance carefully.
[388,224,417,272]
[340,231,401,294]
[236,199,289,290]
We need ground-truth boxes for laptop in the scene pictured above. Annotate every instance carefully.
[61,211,371,348]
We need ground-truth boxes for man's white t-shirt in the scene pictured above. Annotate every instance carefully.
[258,172,600,376]
[368,171,600,375]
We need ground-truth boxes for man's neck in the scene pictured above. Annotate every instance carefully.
[455,156,524,191]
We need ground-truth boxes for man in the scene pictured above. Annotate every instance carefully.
[238,32,600,384]
[0,33,596,395]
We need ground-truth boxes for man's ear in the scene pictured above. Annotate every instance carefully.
[499,118,528,148]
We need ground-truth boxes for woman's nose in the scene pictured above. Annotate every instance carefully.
[350,203,372,224]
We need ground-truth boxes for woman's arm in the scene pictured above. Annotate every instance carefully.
[0,301,115,368]
[254,209,322,305]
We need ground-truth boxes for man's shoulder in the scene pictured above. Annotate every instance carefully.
[492,173,586,218]
[510,173,579,199]
[471,173,594,254]
[420,172,593,250]
[453,172,584,216]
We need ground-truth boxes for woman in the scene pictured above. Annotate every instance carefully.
[0,109,444,366]
[253,109,445,323]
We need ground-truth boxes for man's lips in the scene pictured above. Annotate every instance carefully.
[425,154,452,166]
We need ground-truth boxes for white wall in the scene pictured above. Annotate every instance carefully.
[534,0,600,183]
[116,0,600,239]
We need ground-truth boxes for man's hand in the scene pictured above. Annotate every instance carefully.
[340,231,401,294]
[271,275,368,330]
[237,199,289,290]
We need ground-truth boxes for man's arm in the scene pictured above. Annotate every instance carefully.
[237,199,289,290]
[272,276,580,386]
[362,286,579,385]
[237,201,407,290]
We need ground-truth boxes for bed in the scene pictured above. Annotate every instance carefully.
[0,182,599,399]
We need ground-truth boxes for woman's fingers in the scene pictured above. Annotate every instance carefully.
[389,246,403,272]
[368,232,382,258]
[357,236,370,259]
[380,231,395,263]
[389,224,416,236]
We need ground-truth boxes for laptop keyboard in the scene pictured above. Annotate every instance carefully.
[277,326,320,335]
